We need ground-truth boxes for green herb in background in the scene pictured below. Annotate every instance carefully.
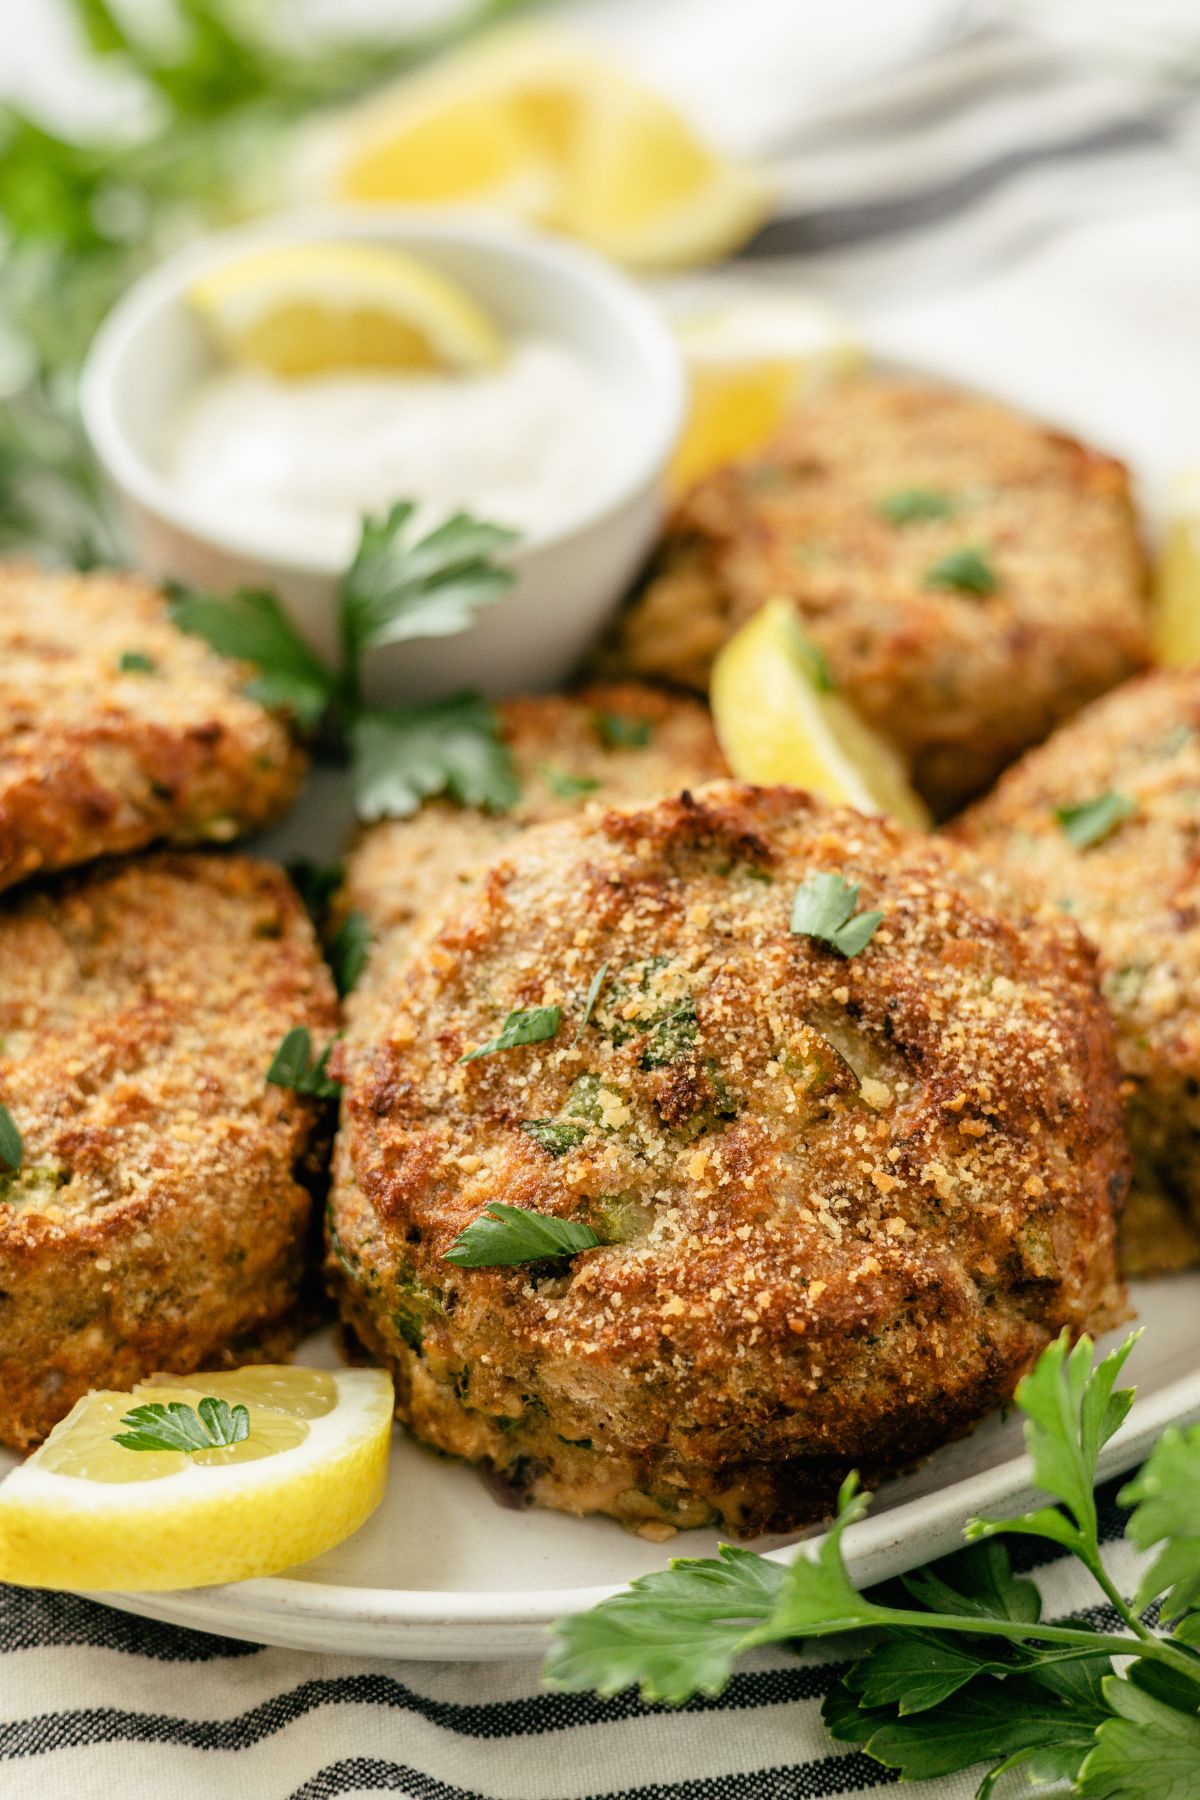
[266,1025,341,1099]
[445,1201,601,1268]
[0,0,533,561]
[0,1104,22,1173]
[546,1330,1200,1799]
[327,910,370,999]
[1056,791,1137,851]
[114,1397,250,1454]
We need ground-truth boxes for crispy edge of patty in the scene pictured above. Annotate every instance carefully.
[953,667,1200,1277]
[605,374,1150,816]
[330,782,1127,1536]
[0,561,307,894]
[0,852,338,1450]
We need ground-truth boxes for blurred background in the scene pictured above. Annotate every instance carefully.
[2,0,1199,559]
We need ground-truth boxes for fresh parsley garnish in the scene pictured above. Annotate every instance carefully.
[575,962,610,1043]
[114,1397,250,1454]
[791,872,882,957]
[0,1104,22,1174]
[877,488,957,525]
[287,859,345,927]
[540,766,601,800]
[169,585,336,729]
[328,910,370,999]
[459,1006,560,1064]
[1055,791,1136,850]
[595,713,652,750]
[351,695,520,821]
[117,649,156,674]
[340,503,517,686]
[444,1201,601,1268]
[547,1330,1200,1799]
[266,1026,341,1098]
[923,546,997,596]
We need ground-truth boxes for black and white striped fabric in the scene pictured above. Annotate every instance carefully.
[0,1482,1150,1798]
[3,5,1199,1796]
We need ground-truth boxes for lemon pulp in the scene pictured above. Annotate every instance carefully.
[1154,469,1200,667]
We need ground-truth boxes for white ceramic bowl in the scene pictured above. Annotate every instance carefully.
[81,210,685,702]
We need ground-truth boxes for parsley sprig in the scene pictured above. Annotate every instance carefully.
[791,872,882,957]
[266,1026,341,1099]
[171,506,521,820]
[445,1201,601,1268]
[114,1396,250,1454]
[546,1330,1200,1797]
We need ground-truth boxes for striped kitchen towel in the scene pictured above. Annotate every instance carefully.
[2,3,1199,1797]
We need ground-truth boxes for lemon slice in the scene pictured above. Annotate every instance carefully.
[1154,468,1200,666]
[670,291,862,491]
[559,81,771,271]
[325,27,769,270]
[188,243,505,378]
[711,599,930,829]
[0,1365,394,1591]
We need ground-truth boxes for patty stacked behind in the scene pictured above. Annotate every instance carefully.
[955,670,1200,1276]
[0,562,305,892]
[610,374,1149,816]
[0,854,337,1450]
[329,783,1127,1538]
[337,682,728,992]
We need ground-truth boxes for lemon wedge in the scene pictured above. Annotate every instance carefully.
[670,291,862,491]
[711,599,930,829]
[188,243,505,378]
[0,1365,394,1591]
[1154,468,1200,666]
[327,28,769,270]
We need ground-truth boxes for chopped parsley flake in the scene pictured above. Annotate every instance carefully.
[595,713,652,750]
[1055,791,1136,850]
[459,1006,561,1064]
[444,1202,601,1268]
[266,1026,341,1098]
[791,872,882,957]
[877,488,957,525]
[117,650,156,674]
[923,546,997,596]
[541,766,601,800]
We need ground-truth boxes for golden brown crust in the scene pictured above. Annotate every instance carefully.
[954,669,1200,1277]
[330,783,1127,1536]
[0,853,338,1450]
[608,374,1150,816]
[0,562,306,893]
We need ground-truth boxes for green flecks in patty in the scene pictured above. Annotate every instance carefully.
[923,545,997,596]
[520,1118,589,1157]
[0,1164,66,1206]
[594,712,652,750]
[520,1074,631,1156]
[1054,790,1136,850]
[326,1203,360,1279]
[117,649,157,674]
[876,487,957,526]
[587,1191,654,1243]
[539,765,601,800]
[596,956,699,1067]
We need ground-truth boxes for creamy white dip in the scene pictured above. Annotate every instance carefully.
[166,337,624,563]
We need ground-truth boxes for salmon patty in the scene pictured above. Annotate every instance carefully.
[329,784,1126,1538]
[0,854,338,1450]
[610,375,1149,816]
[338,682,727,995]
[954,670,1200,1277]
[0,562,305,893]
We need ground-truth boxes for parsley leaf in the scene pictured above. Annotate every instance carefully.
[877,487,958,525]
[444,1202,601,1269]
[340,503,516,668]
[924,546,997,595]
[328,910,370,999]
[791,872,882,957]
[575,961,610,1043]
[540,766,601,800]
[1122,1422,1200,1625]
[114,1396,250,1454]
[266,1026,341,1099]
[169,586,334,729]
[287,859,345,927]
[117,649,156,674]
[1077,1671,1200,1798]
[595,712,652,749]
[351,697,519,821]
[0,1105,22,1174]
[1055,791,1136,850]
[459,1006,560,1064]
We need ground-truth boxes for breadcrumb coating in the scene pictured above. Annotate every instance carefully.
[330,784,1126,1537]
[0,562,306,892]
[609,375,1149,816]
[955,670,1200,1276]
[0,854,338,1450]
